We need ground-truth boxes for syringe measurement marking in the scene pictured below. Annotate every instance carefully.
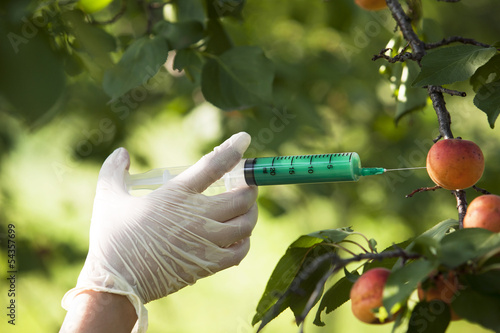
[255,153,359,179]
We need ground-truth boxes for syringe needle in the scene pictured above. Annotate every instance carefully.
[384,167,427,172]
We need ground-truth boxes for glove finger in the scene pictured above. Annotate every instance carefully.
[217,237,251,270]
[170,132,251,193]
[96,147,131,195]
[204,185,258,222]
[208,203,258,247]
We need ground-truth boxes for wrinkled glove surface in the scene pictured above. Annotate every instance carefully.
[62,132,258,332]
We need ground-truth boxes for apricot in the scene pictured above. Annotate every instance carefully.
[463,194,500,232]
[350,268,393,324]
[426,139,484,190]
[417,271,461,321]
[355,0,387,11]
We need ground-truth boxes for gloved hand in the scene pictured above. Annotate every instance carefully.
[62,132,258,332]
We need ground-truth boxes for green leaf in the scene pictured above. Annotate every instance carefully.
[61,10,116,68]
[255,250,334,331]
[211,0,245,19]
[412,219,458,243]
[252,228,353,327]
[252,247,307,326]
[313,274,357,326]
[304,227,355,244]
[410,236,441,262]
[201,46,274,110]
[439,228,500,268]
[343,267,360,284]
[407,301,450,333]
[176,0,206,23]
[470,54,500,92]
[452,287,500,331]
[289,256,333,325]
[390,219,458,269]
[473,80,500,129]
[205,17,233,55]
[173,48,204,83]
[102,36,168,100]
[0,24,65,125]
[413,45,497,87]
[464,270,500,296]
[153,20,204,50]
[383,259,437,313]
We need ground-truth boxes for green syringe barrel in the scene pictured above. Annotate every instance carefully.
[126,152,386,191]
[245,153,366,186]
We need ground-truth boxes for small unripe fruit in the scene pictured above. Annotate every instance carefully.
[463,194,500,232]
[426,139,484,190]
[418,271,461,321]
[79,0,114,13]
[350,268,393,324]
[355,0,387,11]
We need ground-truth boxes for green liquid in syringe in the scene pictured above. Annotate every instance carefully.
[243,152,384,186]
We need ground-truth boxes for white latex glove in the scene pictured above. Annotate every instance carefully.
[62,132,258,332]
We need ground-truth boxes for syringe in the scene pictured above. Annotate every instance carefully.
[126,152,426,191]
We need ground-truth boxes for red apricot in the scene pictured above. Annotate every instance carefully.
[417,271,461,321]
[355,0,387,11]
[426,139,484,190]
[350,267,393,324]
[463,194,500,232]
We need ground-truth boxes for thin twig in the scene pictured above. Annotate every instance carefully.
[372,46,417,63]
[340,240,371,254]
[406,185,442,198]
[425,36,492,50]
[323,243,358,256]
[425,85,466,97]
[472,185,492,195]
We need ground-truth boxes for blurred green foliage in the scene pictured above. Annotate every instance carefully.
[0,0,499,332]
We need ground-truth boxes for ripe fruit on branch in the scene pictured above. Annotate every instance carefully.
[463,194,500,232]
[350,268,394,324]
[355,0,387,11]
[417,271,461,321]
[426,138,484,190]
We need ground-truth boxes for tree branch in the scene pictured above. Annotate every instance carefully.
[454,190,467,228]
[428,85,454,139]
[385,0,426,61]
[277,247,423,327]
[382,0,485,228]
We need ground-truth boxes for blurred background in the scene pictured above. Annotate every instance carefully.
[0,0,499,332]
